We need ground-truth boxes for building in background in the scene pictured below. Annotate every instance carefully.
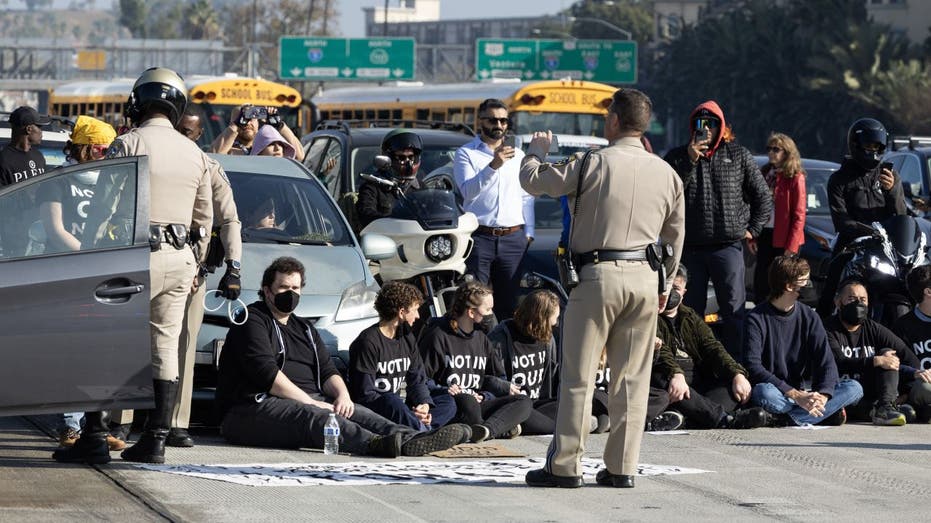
[866,0,931,43]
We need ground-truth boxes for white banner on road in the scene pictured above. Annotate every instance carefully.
[137,457,711,487]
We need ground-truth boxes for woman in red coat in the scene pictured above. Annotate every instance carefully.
[750,133,806,301]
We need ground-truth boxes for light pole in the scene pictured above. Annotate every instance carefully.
[566,16,632,40]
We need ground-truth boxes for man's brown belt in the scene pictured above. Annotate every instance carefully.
[476,224,523,236]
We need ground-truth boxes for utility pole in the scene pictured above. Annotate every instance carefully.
[383,0,389,36]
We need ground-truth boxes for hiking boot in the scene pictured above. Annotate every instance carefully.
[58,427,80,448]
[401,424,470,456]
[870,403,906,426]
[367,433,403,458]
[647,411,684,432]
[821,407,847,426]
[504,424,522,439]
[897,403,918,423]
[53,432,110,465]
[469,424,491,443]
[106,434,127,451]
[728,407,770,429]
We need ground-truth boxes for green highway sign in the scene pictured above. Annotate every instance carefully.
[475,38,637,83]
[279,37,416,81]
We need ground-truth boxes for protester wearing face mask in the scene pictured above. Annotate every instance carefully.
[744,256,863,426]
[419,281,532,443]
[215,257,471,456]
[825,279,925,426]
[651,265,770,429]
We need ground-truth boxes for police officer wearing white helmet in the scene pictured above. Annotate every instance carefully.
[54,67,214,465]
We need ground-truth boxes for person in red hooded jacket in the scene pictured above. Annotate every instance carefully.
[663,101,772,359]
[749,132,806,301]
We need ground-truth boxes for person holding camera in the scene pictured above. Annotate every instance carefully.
[454,98,535,321]
[210,104,303,161]
[816,118,907,316]
[663,101,772,359]
[519,88,684,489]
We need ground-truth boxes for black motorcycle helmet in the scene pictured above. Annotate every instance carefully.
[847,118,888,170]
[125,67,188,126]
[381,128,423,180]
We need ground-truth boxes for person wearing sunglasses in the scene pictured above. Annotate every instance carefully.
[663,101,772,360]
[453,98,535,322]
[751,133,806,302]
[357,129,423,230]
[744,255,863,427]
[817,118,908,317]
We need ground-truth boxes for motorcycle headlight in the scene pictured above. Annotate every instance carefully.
[869,255,897,277]
[334,280,379,322]
[425,234,453,262]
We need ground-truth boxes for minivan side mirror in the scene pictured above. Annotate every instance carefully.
[360,233,397,261]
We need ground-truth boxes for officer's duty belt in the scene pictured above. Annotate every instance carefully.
[578,249,648,266]
[149,224,188,252]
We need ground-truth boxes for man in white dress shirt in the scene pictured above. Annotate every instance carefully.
[453,98,535,321]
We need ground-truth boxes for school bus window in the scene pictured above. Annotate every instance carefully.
[377,109,389,119]
[392,109,402,119]
[353,110,363,119]
[431,111,444,121]
[448,107,462,123]
[416,109,428,120]
[364,109,375,120]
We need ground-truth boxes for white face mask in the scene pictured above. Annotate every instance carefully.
[72,170,99,186]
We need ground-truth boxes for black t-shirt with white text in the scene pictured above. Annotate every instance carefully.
[893,309,931,371]
[349,322,430,405]
[825,315,915,380]
[36,175,95,251]
[0,144,46,187]
[420,318,505,394]
[489,320,552,400]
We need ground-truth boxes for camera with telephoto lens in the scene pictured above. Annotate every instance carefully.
[237,105,267,126]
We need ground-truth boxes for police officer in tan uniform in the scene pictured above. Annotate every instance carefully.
[520,88,684,489]
[169,110,242,447]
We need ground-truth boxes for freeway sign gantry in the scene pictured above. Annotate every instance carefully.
[279,37,416,81]
[476,38,637,83]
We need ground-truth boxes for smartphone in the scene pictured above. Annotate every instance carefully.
[503,134,517,148]
[549,134,560,154]
[880,161,894,172]
[694,127,710,143]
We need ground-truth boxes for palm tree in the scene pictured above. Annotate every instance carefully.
[184,0,220,40]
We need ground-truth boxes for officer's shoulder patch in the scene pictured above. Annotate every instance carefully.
[105,138,127,159]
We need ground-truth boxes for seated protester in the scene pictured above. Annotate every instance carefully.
[890,265,931,421]
[487,290,561,435]
[825,279,925,426]
[250,125,296,158]
[744,255,864,426]
[652,265,769,429]
[216,256,470,457]
[420,281,532,442]
[356,129,422,229]
[348,281,457,431]
[598,346,673,433]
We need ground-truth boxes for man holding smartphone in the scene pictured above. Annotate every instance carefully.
[817,118,907,316]
[663,101,772,359]
[454,98,535,321]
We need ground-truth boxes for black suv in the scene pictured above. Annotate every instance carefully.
[301,120,474,229]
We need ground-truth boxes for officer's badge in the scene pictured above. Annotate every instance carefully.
[105,139,126,159]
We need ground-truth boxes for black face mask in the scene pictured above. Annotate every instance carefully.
[664,289,682,312]
[272,290,301,314]
[840,301,868,326]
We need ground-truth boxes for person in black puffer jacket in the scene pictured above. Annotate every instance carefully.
[664,100,772,359]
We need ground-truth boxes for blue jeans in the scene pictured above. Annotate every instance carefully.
[362,390,457,431]
[57,412,83,433]
[751,381,864,425]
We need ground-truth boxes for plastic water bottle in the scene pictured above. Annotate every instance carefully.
[323,413,340,455]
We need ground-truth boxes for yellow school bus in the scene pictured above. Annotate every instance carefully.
[310,78,616,139]
[50,76,303,148]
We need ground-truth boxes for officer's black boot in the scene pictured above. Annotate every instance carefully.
[53,411,111,464]
[121,380,177,464]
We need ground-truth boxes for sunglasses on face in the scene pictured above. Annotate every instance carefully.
[766,146,783,153]
[481,117,509,125]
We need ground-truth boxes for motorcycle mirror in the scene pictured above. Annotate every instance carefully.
[374,155,392,171]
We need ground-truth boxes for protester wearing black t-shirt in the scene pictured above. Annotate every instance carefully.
[825,279,924,425]
[216,257,470,457]
[890,266,931,421]
[0,106,49,257]
[349,282,456,431]
[421,282,532,442]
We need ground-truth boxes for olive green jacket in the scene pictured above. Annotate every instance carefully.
[655,305,747,382]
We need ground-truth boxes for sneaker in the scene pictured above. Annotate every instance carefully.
[58,427,80,448]
[368,433,403,458]
[870,403,906,426]
[401,424,471,456]
[504,424,522,439]
[897,403,917,424]
[469,424,491,443]
[647,411,684,432]
[821,407,847,426]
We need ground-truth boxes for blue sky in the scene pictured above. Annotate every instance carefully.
[337,0,572,37]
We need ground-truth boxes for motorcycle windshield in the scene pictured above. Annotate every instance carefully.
[884,215,921,259]
[391,189,460,231]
